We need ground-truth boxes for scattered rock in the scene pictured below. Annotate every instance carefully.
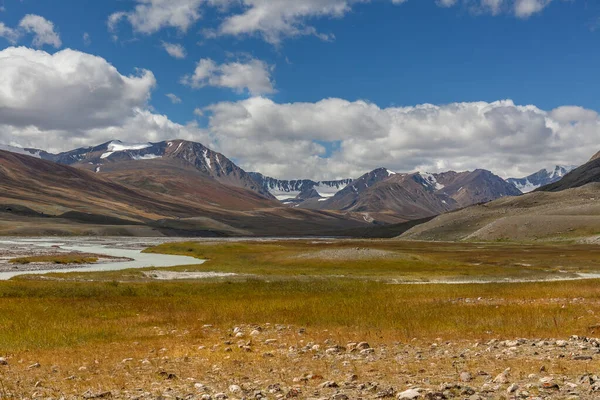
[460,372,472,382]
[493,368,510,384]
[507,383,519,393]
[397,388,422,399]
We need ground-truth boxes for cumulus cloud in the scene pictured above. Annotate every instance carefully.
[203,97,600,180]
[161,41,186,59]
[0,46,210,153]
[0,47,156,131]
[108,0,205,34]
[108,0,409,44]
[181,57,275,95]
[1,47,595,183]
[107,0,558,45]
[217,0,361,44]
[19,14,61,48]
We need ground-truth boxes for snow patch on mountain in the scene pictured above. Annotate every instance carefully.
[419,172,445,190]
[507,165,577,193]
[108,141,152,152]
[203,149,212,170]
[249,173,353,202]
[0,145,41,158]
[132,154,162,161]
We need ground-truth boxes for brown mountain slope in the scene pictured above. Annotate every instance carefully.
[304,168,519,223]
[399,183,600,242]
[94,158,279,211]
[51,140,272,198]
[0,150,369,236]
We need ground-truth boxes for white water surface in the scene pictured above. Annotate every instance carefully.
[0,239,203,280]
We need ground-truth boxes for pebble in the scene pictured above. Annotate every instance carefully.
[397,388,421,399]
[228,385,241,393]
[507,383,519,393]
[0,357,7,365]
[460,371,472,382]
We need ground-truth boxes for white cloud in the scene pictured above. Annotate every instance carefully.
[161,41,186,59]
[203,97,600,180]
[108,0,205,34]
[0,22,19,43]
[83,32,91,46]
[0,46,210,153]
[108,0,410,44]
[1,46,598,182]
[181,57,275,95]
[166,93,182,104]
[445,0,558,18]
[514,0,551,18]
[436,0,458,7]
[19,14,61,48]
[0,47,155,131]
[217,0,360,44]
[106,0,558,45]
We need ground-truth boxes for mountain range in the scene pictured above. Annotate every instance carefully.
[0,139,582,237]
[248,172,353,203]
[400,152,600,242]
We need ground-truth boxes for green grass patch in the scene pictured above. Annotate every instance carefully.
[140,240,600,281]
[9,255,99,265]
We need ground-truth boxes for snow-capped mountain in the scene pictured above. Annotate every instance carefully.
[305,167,521,221]
[34,140,272,198]
[249,172,353,201]
[507,165,577,193]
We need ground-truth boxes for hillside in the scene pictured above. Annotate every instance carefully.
[0,150,370,237]
[399,183,600,242]
[537,158,600,192]
[44,140,272,198]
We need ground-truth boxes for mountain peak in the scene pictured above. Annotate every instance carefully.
[507,165,577,193]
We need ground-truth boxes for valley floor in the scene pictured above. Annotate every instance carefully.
[3,239,600,399]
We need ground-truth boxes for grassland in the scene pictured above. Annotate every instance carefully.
[3,240,600,398]
[3,240,600,352]
[141,240,600,281]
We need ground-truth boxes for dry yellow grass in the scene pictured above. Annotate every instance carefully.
[4,240,600,398]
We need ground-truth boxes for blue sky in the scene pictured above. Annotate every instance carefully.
[1,0,600,179]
